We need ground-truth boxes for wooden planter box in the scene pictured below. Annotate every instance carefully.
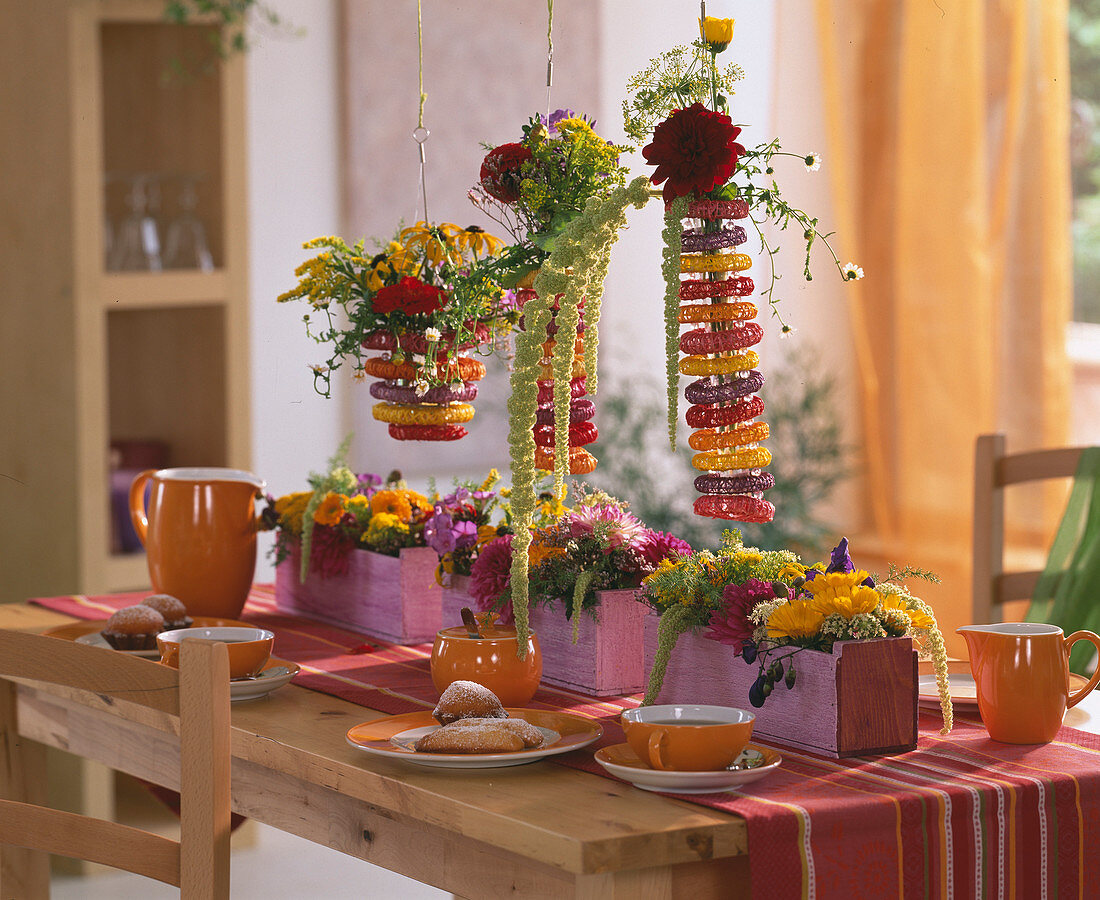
[643,615,917,757]
[532,589,648,697]
[440,574,474,629]
[275,543,442,645]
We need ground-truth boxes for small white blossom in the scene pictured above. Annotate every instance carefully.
[414,380,430,397]
[780,325,797,339]
[424,327,442,342]
[412,353,427,366]
[841,262,865,281]
[803,152,822,172]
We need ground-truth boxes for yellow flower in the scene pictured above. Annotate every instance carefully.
[733,550,763,566]
[811,586,881,620]
[766,600,824,641]
[528,533,565,569]
[370,490,413,522]
[879,593,934,629]
[274,491,312,535]
[399,222,453,266]
[802,570,872,603]
[777,563,806,581]
[312,492,345,527]
[402,490,433,519]
[367,512,408,540]
[477,524,499,546]
[700,16,734,51]
[450,225,505,259]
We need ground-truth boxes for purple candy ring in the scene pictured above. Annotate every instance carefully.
[535,398,595,426]
[684,371,765,405]
[694,472,775,495]
[369,380,479,405]
[536,376,588,404]
[668,198,749,220]
[680,225,748,253]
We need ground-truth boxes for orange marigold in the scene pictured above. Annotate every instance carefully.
[370,489,413,522]
[312,492,346,526]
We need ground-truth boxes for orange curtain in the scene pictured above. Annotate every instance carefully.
[812,0,1072,639]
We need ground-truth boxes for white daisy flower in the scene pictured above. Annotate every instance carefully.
[412,353,427,366]
[424,327,442,342]
[804,153,822,172]
[841,262,865,281]
[414,380,429,397]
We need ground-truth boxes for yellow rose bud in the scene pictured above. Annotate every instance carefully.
[700,16,734,52]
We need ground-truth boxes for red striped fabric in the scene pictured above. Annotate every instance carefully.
[32,588,1100,900]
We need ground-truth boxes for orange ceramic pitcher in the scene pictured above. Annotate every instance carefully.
[958,623,1100,744]
[129,468,265,619]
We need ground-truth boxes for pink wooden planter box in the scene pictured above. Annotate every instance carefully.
[440,574,474,629]
[531,589,648,697]
[643,615,917,757]
[275,543,441,645]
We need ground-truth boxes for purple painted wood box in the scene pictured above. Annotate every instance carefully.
[643,615,918,757]
[275,542,442,645]
[441,582,648,697]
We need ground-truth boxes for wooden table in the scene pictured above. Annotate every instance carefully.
[0,604,751,899]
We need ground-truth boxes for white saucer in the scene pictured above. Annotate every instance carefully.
[75,631,160,658]
[594,743,782,794]
[230,659,300,702]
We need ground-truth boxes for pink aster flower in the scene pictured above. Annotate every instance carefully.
[568,504,648,551]
[704,578,777,653]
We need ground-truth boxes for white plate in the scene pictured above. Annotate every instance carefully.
[75,631,160,658]
[230,659,300,702]
[594,743,782,794]
[346,709,602,769]
[918,673,979,711]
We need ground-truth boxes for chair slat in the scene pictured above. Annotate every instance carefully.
[993,571,1043,606]
[996,448,1083,487]
[0,799,181,885]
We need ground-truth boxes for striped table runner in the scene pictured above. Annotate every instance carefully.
[32,587,1100,900]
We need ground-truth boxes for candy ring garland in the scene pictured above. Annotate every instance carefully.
[518,286,599,475]
[674,198,774,523]
[363,325,492,442]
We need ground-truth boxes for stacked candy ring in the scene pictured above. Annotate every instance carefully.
[679,225,748,253]
[362,355,486,383]
[678,301,757,323]
[694,472,776,495]
[362,323,490,355]
[372,402,476,425]
[535,446,597,475]
[680,252,753,274]
[679,277,754,301]
[691,447,772,471]
[675,198,750,220]
[694,494,775,522]
[535,398,595,425]
[369,381,478,405]
[684,371,765,405]
[388,423,468,441]
[533,421,598,448]
[537,376,588,404]
[685,396,765,428]
[678,350,759,376]
[688,421,770,451]
[679,323,763,355]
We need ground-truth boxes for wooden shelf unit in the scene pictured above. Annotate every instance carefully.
[0,1,250,603]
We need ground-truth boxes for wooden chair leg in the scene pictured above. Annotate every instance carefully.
[972,433,1005,625]
[0,681,51,899]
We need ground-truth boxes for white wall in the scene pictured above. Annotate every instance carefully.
[248,1,346,580]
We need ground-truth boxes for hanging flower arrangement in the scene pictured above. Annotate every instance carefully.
[277,222,518,441]
[626,17,861,522]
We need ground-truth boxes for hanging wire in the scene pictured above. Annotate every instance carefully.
[413,0,430,223]
[545,0,554,120]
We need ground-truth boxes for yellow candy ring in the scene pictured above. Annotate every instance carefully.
[534,445,598,475]
[678,301,758,324]
[691,446,772,472]
[688,421,770,452]
[362,356,487,383]
[680,252,752,274]
[678,350,760,376]
[372,402,476,425]
[538,357,587,380]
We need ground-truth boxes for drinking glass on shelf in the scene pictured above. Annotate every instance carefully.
[163,174,213,272]
[108,174,162,271]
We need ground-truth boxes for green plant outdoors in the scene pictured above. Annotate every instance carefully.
[586,350,850,558]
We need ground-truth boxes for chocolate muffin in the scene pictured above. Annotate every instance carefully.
[141,594,192,630]
[100,605,166,651]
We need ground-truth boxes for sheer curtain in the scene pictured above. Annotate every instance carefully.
[810,0,1072,636]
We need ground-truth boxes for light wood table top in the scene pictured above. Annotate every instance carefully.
[0,604,750,898]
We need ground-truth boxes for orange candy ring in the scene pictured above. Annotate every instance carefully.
[679,323,763,355]
[538,357,587,380]
[679,350,760,377]
[685,396,766,428]
[362,355,487,383]
[694,494,775,523]
[688,421,770,451]
[678,302,758,324]
[372,402,476,425]
[388,424,468,441]
[541,337,585,358]
[680,252,752,274]
[691,446,772,472]
[534,445,598,475]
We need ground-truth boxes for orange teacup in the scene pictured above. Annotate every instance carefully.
[430,624,542,707]
[621,705,755,771]
[158,626,274,680]
[129,468,265,619]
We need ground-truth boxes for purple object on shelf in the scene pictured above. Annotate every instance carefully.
[111,468,149,553]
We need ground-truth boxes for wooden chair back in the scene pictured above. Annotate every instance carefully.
[0,630,231,898]
[972,433,1086,625]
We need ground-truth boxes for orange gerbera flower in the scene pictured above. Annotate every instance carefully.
[312,492,346,527]
[370,489,413,522]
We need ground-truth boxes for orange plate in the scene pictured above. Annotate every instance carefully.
[346,708,602,769]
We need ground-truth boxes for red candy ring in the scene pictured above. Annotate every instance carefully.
[535,399,595,426]
[370,380,478,405]
[694,473,775,495]
[666,198,750,219]
[679,323,763,355]
[684,371,765,405]
[362,323,490,355]
[679,277,755,302]
[686,396,765,428]
[536,377,588,404]
[533,421,599,448]
[387,423,468,441]
[694,494,775,523]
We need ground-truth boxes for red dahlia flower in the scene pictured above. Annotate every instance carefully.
[641,102,745,203]
[372,276,447,316]
[479,142,533,203]
[704,578,776,653]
